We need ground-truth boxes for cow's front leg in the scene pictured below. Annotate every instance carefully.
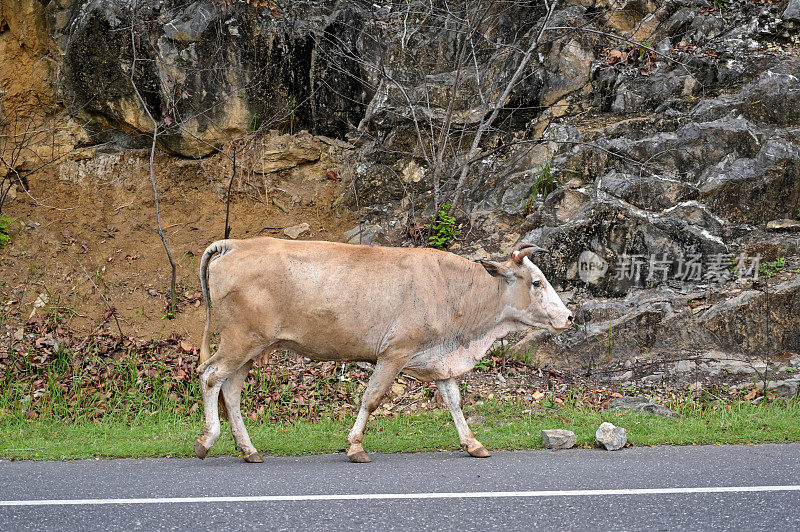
[347,359,403,463]
[435,378,490,458]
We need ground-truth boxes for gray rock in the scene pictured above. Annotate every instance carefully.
[283,223,310,240]
[611,370,633,382]
[163,1,218,42]
[596,422,627,451]
[769,378,800,398]
[541,429,577,450]
[609,396,681,418]
[784,0,800,22]
[345,224,384,245]
[671,360,697,374]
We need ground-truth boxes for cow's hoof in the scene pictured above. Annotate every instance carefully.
[348,450,372,463]
[243,451,263,464]
[467,444,491,458]
[194,438,209,460]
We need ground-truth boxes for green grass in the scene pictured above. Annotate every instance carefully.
[2,399,798,461]
[0,214,11,248]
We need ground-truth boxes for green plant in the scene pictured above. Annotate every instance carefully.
[759,257,786,278]
[520,162,556,215]
[605,324,614,361]
[250,113,260,133]
[427,203,460,249]
[638,42,653,62]
[0,214,11,248]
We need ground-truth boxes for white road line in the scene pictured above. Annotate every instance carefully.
[1,485,799,507]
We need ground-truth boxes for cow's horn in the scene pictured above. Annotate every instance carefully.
[512,243,548,264]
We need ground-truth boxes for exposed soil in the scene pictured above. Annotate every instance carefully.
[0,148,356,344]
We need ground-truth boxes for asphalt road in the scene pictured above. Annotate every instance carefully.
[1,444,799,531]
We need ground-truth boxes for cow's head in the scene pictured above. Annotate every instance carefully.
[479,244,573,333]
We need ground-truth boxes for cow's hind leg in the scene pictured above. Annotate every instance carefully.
[195,360,228,459]
[435,378,490,458]
[221,360,262,463]
[347,359,403,463]
[195,339,262,460]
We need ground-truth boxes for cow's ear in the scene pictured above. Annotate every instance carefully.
[479,260,514,280]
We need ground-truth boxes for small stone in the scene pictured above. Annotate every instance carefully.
[1,183,16,206]
[612,370,633,382]
[766,219,800,232]
[390,383,405,396]
[283,223,310,239]
[596,422,627,451]
[33,293,49,308]
[466,414,486,426]
[542,429,577,450]
[147,288,159,297]
[13,328,24,342]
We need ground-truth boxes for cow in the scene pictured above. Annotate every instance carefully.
[194,237,573,463]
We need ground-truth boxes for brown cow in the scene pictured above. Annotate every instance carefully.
[194,237,572,463]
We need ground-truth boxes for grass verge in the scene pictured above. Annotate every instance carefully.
[2,399,798,461]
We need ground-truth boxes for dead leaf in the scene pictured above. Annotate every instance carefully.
[606,49,623,65]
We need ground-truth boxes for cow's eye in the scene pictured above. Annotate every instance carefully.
[532,280,542,288]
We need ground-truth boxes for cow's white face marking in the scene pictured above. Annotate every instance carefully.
[521,257,572,332]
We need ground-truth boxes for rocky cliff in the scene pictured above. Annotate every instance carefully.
[1,0,799,385]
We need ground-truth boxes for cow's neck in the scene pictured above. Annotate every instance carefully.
[431,275,525,373]
[445,270,525,342]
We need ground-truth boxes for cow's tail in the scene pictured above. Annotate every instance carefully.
[198,240,229,372]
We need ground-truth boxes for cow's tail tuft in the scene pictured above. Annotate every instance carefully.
[198,240,228,371]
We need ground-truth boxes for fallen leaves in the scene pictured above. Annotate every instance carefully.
[604,44,657,74]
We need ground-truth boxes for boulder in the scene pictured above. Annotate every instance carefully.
[541,429,577,450]
[596,422,627,451]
